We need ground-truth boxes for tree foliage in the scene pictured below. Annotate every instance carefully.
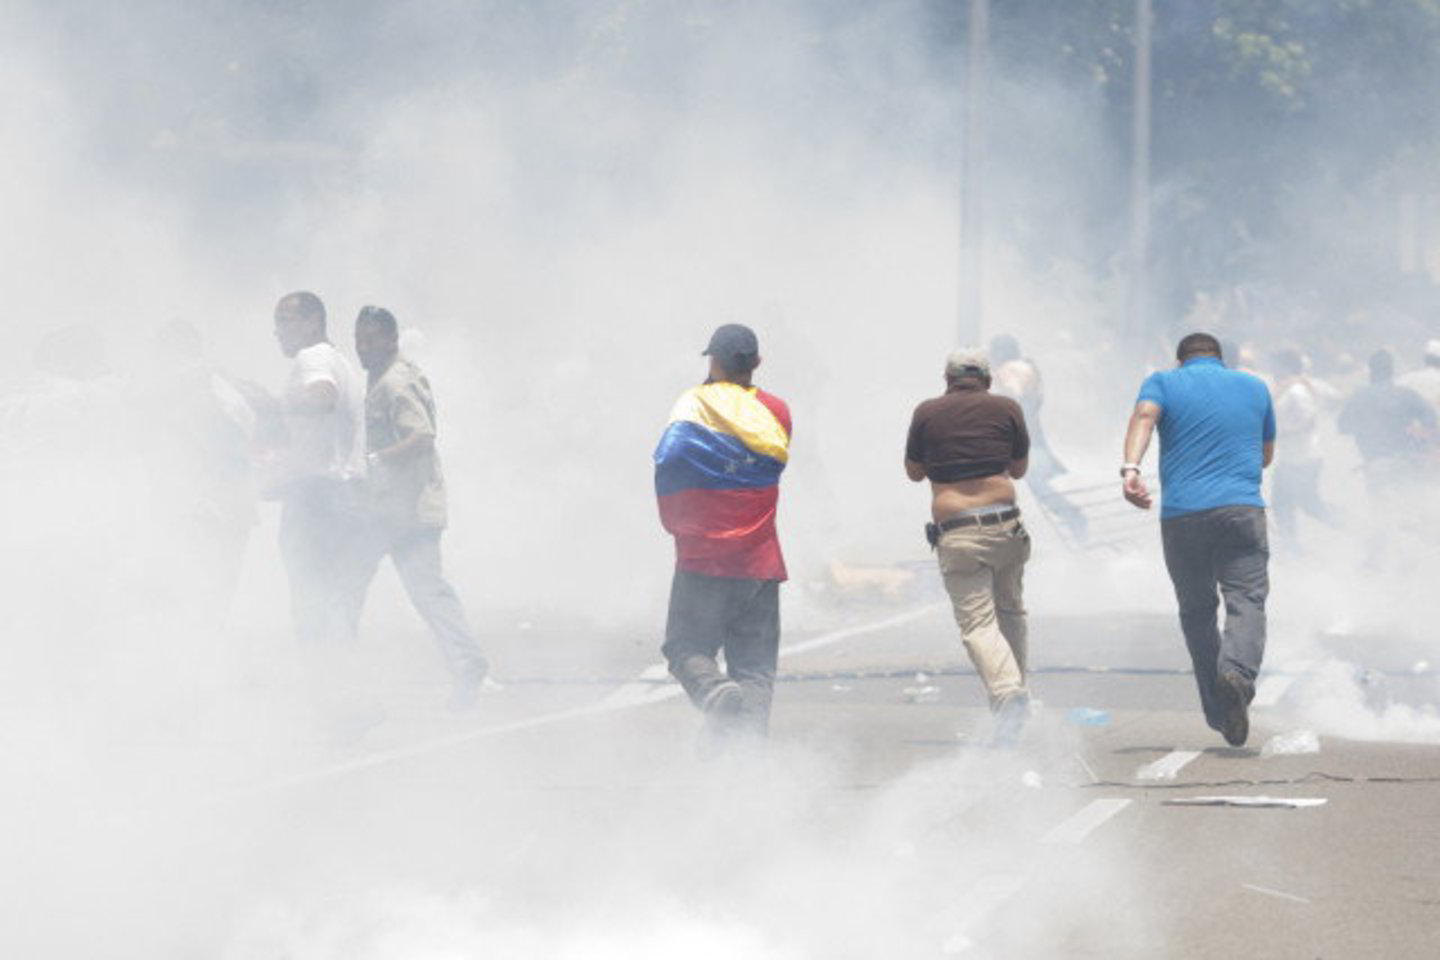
[987,0,1440,321]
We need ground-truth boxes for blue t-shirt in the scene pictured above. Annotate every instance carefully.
[1137,357,1276,519]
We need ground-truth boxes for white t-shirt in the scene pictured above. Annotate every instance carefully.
[1398,366,1440,411]
[1274,379,1320,461]
[282,342,366,483]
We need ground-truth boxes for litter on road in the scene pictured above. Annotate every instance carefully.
[902,684,941,703]
[1066,707,1111,726]
[1164,796,1328,809]
[1261,730,1321,757]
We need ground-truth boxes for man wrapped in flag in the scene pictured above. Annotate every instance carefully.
[654,323,791,753]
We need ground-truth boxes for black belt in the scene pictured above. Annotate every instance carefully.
[937,507,1020,531]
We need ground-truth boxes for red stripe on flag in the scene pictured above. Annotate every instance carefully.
[658,486,786,580]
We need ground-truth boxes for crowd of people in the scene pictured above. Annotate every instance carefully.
[0,294,492,739]
[6,302,1438,755]
[667,323,1440,757]
[1250,339,1439,555]
[256,293,491,728]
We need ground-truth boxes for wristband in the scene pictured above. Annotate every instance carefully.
[1119,463,1141,477]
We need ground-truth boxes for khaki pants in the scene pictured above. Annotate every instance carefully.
[936,518,1030,708]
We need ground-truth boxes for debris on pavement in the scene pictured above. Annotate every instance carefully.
[1260,729,1320,757]
[826,559,917,599]
[1164,796,1327,809]
[902,684,941,704]
[1066,707,1111,726]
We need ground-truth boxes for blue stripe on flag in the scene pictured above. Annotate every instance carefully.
[654,420,785,496]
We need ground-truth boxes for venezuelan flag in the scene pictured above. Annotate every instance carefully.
[654,382,791,580]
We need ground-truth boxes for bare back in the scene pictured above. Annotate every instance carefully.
[928,473,1018,520]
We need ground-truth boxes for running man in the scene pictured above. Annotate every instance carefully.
[1122,332,1275,747]
[906,346,1033,745]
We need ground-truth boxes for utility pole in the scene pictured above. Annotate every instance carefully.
[1127,0,1153,343]
[958,0,988,346]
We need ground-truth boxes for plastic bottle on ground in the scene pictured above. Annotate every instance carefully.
[1066,707,1111,726]
[1261,729,1320,757]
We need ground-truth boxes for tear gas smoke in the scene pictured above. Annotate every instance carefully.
[3,2,1439,957]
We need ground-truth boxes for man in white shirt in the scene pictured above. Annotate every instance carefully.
[270,291,369,648]
[1269,348,1334,543]
[1398,339,1440,412]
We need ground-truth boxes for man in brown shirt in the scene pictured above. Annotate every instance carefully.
[906,347,1033,744]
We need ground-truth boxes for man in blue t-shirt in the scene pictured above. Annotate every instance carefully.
[1121,332,1276,746]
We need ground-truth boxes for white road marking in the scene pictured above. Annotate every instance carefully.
[242,604,946,793]
[1135,749,1200,782]
[940,799,1137,948]
[596,662,681,710]
[1240,882,1311,904]
[598,604,947,711]
[1041,798,1132,845]
[239,703,612,793]
[938,873,1028,953]
[1254,662,1311,708]
[778,602,947,658]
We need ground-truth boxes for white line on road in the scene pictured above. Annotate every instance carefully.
[596,662,681,710]
[242,603,946,794]
[598,603,947,710]
[1254,662,1312,708]
[939,873,1028,954]
[1041,798,1132,845]
[596,603,947,711]
[1135,750,1200,782]
[777,602,947,658]
[1240,882,1311,904]
[940,799,1136,948]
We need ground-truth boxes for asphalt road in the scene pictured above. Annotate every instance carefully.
[16,599,1438,958]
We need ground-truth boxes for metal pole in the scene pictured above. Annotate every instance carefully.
[1127,0,1153,343]
[959,0,988,346]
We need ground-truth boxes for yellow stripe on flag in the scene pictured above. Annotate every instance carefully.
[668,383,789,463]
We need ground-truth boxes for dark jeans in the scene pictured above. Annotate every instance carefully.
[357,525,488,681]
[1161,506,1269,728]
[662,570,780,735]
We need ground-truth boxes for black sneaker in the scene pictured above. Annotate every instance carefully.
[701,681,745,717]
[1215,671,1254,747]
[696,682,746,761]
